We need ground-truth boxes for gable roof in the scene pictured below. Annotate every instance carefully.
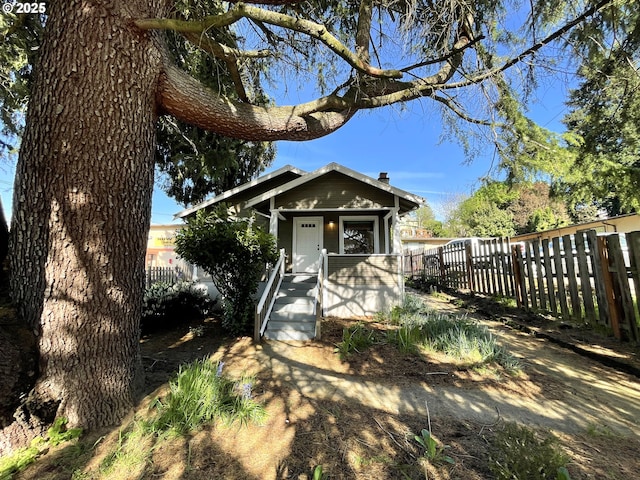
[244,162,424,210]
[175,164,305,219]
[176,162,425,218]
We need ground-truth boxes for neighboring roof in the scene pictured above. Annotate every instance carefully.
[176,162,425,218]
[175,165,306,219]
[243,162,425,210]
[512,212,640,241]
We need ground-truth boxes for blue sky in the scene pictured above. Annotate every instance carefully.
[0,74,571,225]
[151,75,571,224]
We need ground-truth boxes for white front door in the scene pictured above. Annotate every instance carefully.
[293,217,323,273]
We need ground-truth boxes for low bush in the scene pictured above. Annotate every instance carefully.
[141,281,214,332]
[489,422,571,479]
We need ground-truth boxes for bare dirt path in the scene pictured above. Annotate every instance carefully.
[259,302,640,439]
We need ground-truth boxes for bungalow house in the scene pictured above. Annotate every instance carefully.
[176,162,424,340]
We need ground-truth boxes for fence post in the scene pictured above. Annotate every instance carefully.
[465,242,474,294]
[511,244,525,308]
[586,231,610,326]
[597,235,622,339]
[254,304,261,343]
[438,247,445,287]
[410,250,414,278]
[607,234,638,341]
[628,231,640,323]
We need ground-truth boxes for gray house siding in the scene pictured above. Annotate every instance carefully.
[275,171,395,210]
[277,212,390,271]
[324,254,403,317]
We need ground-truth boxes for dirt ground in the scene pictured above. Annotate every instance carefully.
[15,289,640,479]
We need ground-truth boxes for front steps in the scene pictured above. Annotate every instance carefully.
[263,274,317,341]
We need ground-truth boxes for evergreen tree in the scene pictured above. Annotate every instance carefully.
[0,0,632,443]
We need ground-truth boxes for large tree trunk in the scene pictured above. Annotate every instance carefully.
[9,0,165,429]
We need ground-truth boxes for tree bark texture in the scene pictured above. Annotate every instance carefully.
[10,0,166,429]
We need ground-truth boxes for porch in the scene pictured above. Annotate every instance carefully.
[255,249,404,341]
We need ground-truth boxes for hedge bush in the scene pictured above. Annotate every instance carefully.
[141,281,214,332]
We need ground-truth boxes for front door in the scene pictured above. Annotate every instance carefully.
[293,217,323,273]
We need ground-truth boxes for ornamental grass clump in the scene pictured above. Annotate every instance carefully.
[150,358,266,434]
[419,313,520,372]
[334,322,377,360]
[382,297,521,373]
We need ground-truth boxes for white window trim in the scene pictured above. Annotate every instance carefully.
[339,215,380,254]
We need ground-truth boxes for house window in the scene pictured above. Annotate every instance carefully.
[339,216,379,254]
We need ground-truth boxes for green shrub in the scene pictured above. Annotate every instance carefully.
[150,358,266,434]
[141,281,214,332]
[175,209,278,334]
[489,422,571,480]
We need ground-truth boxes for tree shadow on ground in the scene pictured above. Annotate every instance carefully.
[12,308,640,479]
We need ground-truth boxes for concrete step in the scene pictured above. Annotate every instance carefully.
[269,311,316,323]
[272,300,315,314]
[268,317,316,330]
[273,295,315,306]
[264,328,315,341]
[283,274,317,284]
[264,317,316,341]
[277,284,316,298]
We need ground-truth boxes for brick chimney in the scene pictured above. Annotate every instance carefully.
[378,172,389,184]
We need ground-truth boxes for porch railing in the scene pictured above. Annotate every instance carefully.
[254,248,286,341]
[314,249,327,339]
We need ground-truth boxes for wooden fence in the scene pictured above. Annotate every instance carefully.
[404,237,516,296]
[405,231,640,342]
[145,266,193,287]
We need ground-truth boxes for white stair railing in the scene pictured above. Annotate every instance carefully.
[314,249,327,339]
[254,248,286,341]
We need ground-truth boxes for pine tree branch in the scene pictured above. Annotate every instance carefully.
[431,94,492,126]
[135,3,403,79]
[182,31,250,102]
[441,0,615,90]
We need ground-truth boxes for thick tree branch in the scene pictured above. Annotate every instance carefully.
[158,65,356,141]
[182,31,250,102]
[353,35,471,108]
[135,3,402,79]
[355,0,373,65]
